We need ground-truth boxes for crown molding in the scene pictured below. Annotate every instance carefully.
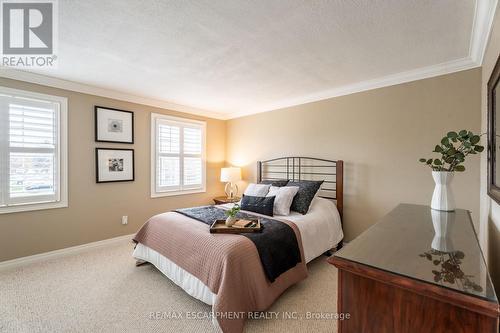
[469,0,498,65]
[227,0,498,119]
[0,68,228,120]
[228,57,479,119]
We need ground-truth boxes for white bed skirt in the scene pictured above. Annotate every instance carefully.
[133,243,216,306]
[134,243,223,331]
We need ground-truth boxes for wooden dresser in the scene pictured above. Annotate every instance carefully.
[329,204,499,333]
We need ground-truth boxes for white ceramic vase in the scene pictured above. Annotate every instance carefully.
[225,216,236,227]
[431,171,455,212]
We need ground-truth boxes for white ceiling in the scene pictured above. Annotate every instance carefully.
[1,0,497,119]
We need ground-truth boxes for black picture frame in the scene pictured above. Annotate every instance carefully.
[95,148,135,183]
[487,54,500,204]
[95,106,134,144]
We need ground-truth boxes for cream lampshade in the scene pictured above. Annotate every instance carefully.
[220,167,241,199]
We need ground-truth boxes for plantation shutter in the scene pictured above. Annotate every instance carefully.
[153,114,205,195]
[157,124,180,188]
[183,127,202,187]
[0,94,61,207]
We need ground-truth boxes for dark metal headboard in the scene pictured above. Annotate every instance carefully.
[257,157,344,221]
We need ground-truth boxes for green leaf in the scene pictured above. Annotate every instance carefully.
[446,148,457,156]
[441,137,449,146]
[470,135,480,144]
[433,145,443,153]
[419,158,427,162]
[427,159,433,165]
[434,159,442,165]
[447,131,458,139]
[474,145,485,152]
[455,165,465,172]
[459,130,468,137]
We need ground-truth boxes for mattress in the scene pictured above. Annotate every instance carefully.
[132,197,343,307]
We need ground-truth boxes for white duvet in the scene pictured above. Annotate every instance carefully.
[280,197,343,263]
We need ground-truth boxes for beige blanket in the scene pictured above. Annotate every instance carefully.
[133,210,308,333]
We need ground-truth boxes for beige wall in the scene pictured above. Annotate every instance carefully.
[226,69,482,241]
[480,2,500,290]
[0,78,226,262]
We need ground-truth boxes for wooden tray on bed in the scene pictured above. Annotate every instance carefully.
[210,219,262,234]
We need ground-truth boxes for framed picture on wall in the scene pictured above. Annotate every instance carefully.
[96,148,135,183]
[95,106,134,143]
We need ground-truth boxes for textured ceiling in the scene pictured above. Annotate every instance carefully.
[24,0,479,117]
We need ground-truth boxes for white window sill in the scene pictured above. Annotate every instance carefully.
[151,188,206,198]
[0,200,68,214]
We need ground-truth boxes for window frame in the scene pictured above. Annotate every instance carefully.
[151,113,206,198]
[0,86,68,214]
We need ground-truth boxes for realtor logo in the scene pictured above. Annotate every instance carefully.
[1,0,58,67]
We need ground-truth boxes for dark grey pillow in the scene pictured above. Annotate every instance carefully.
[240,194,275,216]
[259,179,289,187]
[288,180,324,214]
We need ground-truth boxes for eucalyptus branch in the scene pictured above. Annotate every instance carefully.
[225,204,240,218]
[419,130,484,172]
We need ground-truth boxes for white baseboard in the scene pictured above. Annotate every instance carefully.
[0,233,135,271]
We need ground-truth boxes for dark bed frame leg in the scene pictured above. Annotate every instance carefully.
[324,242,344,257]
[135,259,149,267]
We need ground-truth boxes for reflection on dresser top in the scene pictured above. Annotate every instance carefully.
[335,203,497,302]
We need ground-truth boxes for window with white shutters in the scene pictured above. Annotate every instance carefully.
[151,113,206,197]
[0,87,68,214]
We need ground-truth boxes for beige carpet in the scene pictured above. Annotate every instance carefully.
[0,241,338,333]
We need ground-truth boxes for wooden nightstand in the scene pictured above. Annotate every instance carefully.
[213,196,241,205]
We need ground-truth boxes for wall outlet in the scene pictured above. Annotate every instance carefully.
[121,216,128,225]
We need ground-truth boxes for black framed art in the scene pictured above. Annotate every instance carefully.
[488,54,500,204]
[95,106,134,143]
[96,148,135,183]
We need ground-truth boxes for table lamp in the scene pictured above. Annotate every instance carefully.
[220,167,241,199]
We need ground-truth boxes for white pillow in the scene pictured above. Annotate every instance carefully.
[244,183,271,197]
[266,186,300,215]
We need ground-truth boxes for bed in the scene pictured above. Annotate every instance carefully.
[133,157,344,333]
